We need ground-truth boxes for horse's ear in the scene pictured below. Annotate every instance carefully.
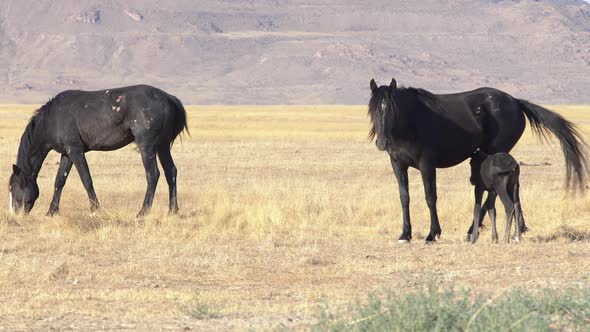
[12,164,20,176]
[370,79,378,94]
[390,78,397,90]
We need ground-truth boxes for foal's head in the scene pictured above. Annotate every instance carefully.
[469,150,489,185]
[368,78,398,151]
[8,165,39,214]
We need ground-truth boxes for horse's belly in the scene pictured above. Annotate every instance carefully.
[434,134,482,168]
[85,129,134,151]
[436,155,471,168]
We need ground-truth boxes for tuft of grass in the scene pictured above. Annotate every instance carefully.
[315,284,590,332]
[184,292,223,320]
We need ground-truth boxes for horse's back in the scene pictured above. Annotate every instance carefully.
[395,86,526,168]
[46,85,186,152]
[436,87,526,154]
[488,153,519,173]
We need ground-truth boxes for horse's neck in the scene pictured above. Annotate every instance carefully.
[16,124,50,179]
[391,113,414,141]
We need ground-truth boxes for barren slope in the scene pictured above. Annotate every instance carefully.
[0,0,589,104]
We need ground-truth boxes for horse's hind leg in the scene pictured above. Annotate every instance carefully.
[157,146,178,215]
[46,154,73,216]
[69,151,100,212]
[138,147,160,217]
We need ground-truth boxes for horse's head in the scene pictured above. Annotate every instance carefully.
[368,78,397,151]
[9,164,39,214]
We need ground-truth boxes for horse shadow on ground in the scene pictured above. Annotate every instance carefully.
[533,226,590,242]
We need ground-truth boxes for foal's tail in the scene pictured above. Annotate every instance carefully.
[519,100,588,191]
[168,95,190,147]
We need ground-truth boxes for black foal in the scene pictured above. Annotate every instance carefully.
[467,151,527,244]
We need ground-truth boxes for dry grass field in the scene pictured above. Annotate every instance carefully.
[0,104,589,330]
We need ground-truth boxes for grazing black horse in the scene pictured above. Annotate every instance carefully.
[368,78,587,243]
[9,85,188,216]
[468,151,525,244]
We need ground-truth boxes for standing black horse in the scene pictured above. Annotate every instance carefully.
[9,84,188,216]
[368,78,587,243]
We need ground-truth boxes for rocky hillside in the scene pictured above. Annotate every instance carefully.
[1,0,589,104]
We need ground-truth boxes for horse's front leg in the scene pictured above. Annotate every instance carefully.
[69,151,100,212]
[420,167,441,243]
[46,154,73,216]
[390,157,411,243]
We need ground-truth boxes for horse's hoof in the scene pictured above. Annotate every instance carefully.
[136,211,150,218]
[397,239,410,244]
[425,239,436,245]
[90,205,100,216]
[45,210,58,217]
[465,234,472,242]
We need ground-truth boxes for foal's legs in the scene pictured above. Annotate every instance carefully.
[138,146,160,217]
[46,154,73,216]
[470,185,485,244]
[511,176,524,242]
[421,167,442,243]
[485,192,499,243]
[513,202,522,242]
[497,185,514,243]
[467,192,495,241]
[513,176,527,236]
[69,151,100,212]
[157,146,179,215]
[391,158,411,242]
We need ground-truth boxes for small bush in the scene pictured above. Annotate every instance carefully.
[315,284,590,331]
[185,292,222,320]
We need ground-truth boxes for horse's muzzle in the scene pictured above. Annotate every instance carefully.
[376,139,388,151]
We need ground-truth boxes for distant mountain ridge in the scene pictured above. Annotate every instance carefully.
[1,0,589,104]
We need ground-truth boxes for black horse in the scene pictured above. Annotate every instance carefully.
[9,84,188,216]
[368,78,587,243]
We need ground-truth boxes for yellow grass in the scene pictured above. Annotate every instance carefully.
[0,105,589,330]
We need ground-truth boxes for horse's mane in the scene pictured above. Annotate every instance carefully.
[367,89,388,141]
[16,98,54,170]
[30,98,54,124]
[400,87,446,113]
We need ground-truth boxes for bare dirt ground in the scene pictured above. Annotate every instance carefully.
[0,105,589,330]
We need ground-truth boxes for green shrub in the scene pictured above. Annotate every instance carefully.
[315,284,590,332]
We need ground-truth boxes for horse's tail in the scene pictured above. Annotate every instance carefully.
[519,99,588,191]
[168,94,190,147]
